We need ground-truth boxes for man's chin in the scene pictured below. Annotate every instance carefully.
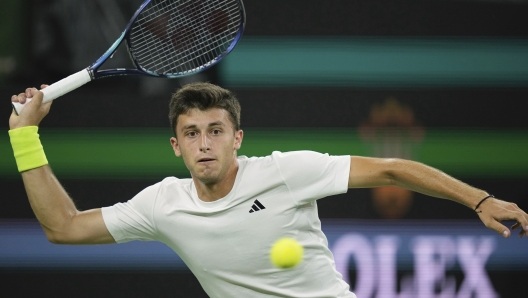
[193,171,220,185]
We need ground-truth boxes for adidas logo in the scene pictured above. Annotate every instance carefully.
[249,200,266,213]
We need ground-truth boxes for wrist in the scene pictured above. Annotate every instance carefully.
[474,194,494,213]
[9,126,48,172]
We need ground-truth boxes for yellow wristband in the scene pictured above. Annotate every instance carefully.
[9,126,48,172]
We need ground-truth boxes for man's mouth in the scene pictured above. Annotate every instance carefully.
[198,158,215,163]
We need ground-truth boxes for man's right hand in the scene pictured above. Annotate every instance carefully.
[10,85,51,130]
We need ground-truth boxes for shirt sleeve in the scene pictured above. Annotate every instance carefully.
[272,151,350,205]
[101,182,160,243]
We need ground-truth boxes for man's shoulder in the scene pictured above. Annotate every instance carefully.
[239,150,320,163]
[237,151,323,179]
[160,176,192,183]
[158,176,193,189]
[140,177,193,197]
[133,177,194,207]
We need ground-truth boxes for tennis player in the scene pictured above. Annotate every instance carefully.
[9,83,528,298]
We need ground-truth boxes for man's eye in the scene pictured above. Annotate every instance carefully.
[187,132,197,137]
[212,130,221,135]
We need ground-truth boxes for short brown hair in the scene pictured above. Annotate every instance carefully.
[169,82,241,135]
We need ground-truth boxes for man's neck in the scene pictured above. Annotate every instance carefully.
[193,161,239,202]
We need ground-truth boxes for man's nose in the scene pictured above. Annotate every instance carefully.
[200,134,210,152]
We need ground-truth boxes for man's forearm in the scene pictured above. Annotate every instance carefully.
[388,158,489,210]
[21,165,80,242]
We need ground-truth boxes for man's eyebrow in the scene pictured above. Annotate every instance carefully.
[181,124,198,131]
[208,121,225,127]
[180,121,226,131]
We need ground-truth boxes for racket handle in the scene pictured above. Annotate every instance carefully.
[12,69,92,115]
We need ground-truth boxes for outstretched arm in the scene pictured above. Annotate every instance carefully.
[9,87,115,244]
[348,156,528,238]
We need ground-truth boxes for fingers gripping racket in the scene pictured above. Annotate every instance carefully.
[13,0,246,115]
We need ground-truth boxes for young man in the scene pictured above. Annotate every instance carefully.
[9,82,527,298]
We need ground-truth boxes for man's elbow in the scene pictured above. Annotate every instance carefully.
[384,158,406,185]
[44,230,75,244]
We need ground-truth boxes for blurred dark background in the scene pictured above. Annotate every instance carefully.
[1,0,527,297]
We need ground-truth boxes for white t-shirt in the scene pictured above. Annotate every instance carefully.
[102,150,356,298]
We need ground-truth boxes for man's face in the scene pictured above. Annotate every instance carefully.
[170,108,243,185]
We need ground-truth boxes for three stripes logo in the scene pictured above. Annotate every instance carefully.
[249,200,266,213]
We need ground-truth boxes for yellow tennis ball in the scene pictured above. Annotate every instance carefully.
[270,237,303,268]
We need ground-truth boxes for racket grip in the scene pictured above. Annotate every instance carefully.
[12,69,92,115]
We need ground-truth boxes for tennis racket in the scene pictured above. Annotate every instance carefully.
[13,0,246,115]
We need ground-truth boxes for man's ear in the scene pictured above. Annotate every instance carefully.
[170,137,182,157]
[234,130,243,150]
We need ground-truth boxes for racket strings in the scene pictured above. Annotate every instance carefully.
[166,1,239,72]
[135,1,186,71]
[176,1,240,71]
[137,3,231,71]
[133,1,191,72]
[157,5,233,73]
[129,0,242,75]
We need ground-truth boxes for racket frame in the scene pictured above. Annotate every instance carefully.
[91,0,246,79]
